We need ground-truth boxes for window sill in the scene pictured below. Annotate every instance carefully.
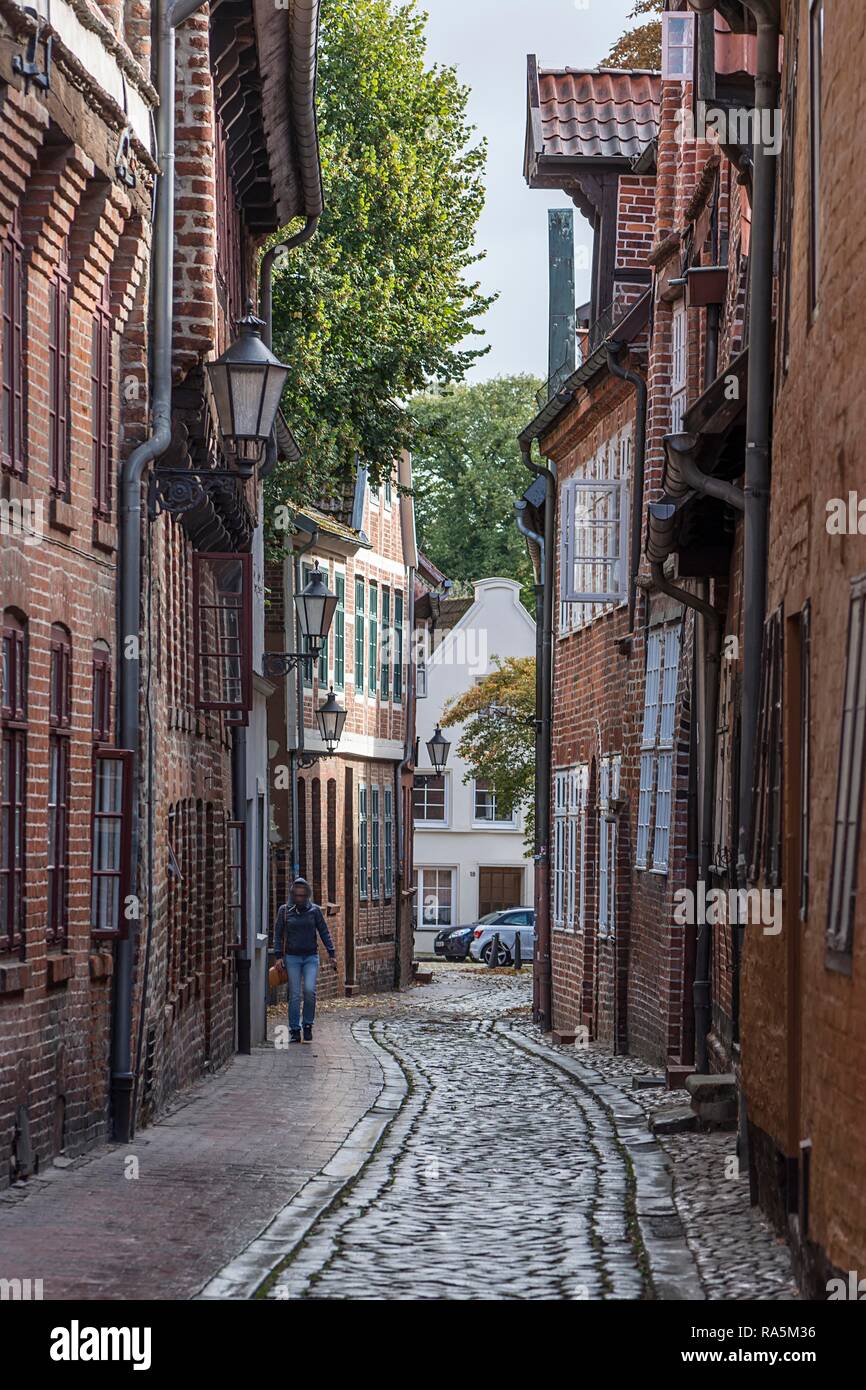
[93,517,117,553]
[47,954,75,987]
[89,950,114,980]
[50,495,76,533]
[824,948,853,978]
[0,961,30,994]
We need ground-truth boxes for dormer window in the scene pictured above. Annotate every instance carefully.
[662,11,695,81]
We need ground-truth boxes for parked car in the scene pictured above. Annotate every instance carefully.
[433,912,511,961]
[468,909,536,966]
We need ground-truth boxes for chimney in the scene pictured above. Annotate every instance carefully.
[548,208,575,399]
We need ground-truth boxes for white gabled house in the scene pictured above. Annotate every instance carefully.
[412,577,536,956]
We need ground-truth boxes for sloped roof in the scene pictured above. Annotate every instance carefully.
[526,58,660,178]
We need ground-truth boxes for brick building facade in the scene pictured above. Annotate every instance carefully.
[1,0,324,1178]
[520,0,866,1291]
[267,456,417,1000]
[0,0,155,1180]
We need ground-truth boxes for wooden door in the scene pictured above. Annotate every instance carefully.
[478,867,524,918]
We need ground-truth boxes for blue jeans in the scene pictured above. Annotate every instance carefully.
[285,953,319,1032]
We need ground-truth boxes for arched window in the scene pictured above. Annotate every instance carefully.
[47,624,72,946]
[1,610,27,952]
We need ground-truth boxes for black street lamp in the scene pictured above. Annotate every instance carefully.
[316,687,347,756]
[426,725,450,775]
[205,301,289,474]
[294,560,338,656]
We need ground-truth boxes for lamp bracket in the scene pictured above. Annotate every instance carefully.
[148,467,246,520]
[12,8,52,94]
[262,651,318,679]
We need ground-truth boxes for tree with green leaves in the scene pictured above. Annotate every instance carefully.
[266,0,493,533]
[410,375,543,602]
[440,656,536,851]
[604,0,664,70]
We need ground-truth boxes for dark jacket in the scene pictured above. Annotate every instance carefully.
[274,878,335,958]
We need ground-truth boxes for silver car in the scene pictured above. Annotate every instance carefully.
[468,908,535,965]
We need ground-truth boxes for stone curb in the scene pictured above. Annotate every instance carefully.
[497,1022,706,1302]
[194,1020,409,1300]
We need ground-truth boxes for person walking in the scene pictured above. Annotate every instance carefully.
[274,877,337,1043]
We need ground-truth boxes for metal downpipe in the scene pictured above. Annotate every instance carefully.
[651,563,722,1074]
[736,5,780,1041]
[520,440,556,1032]
[112,0,208,1143]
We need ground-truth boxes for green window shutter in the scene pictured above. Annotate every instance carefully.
[380,587,391,700]
[302,564,313,686]
[393,591,403,703]
[368,582,378,696]
[334,574,345,689]
[318,561,329,685]
[354,577,365,692]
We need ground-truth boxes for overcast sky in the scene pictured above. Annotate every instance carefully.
[421,0,634,382]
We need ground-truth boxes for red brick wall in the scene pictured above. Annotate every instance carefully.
[0,65,153,1182]
[741,0,866,1287]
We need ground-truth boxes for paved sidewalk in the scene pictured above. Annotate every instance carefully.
[0,1015,382,1300]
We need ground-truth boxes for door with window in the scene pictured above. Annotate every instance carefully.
[478,867,524,918]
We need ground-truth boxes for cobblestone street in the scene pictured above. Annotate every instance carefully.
[212,965,797,1301]
[0,965,798,1302]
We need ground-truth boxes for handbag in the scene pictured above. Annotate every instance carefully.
[269,959,288,989]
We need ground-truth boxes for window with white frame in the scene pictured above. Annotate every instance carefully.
[567,764,589,932]
[662,9,695,80]
[560,426,632,633]
[415,867,454,926]
[554,765,588,931]
[671,299,687,433]
[637,626,681,871]
[412,772,447,824]
[598,754,621,937]
[473,778,515,826]
[553,770,568,928]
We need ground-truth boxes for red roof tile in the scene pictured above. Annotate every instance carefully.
[531,64,660,164]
